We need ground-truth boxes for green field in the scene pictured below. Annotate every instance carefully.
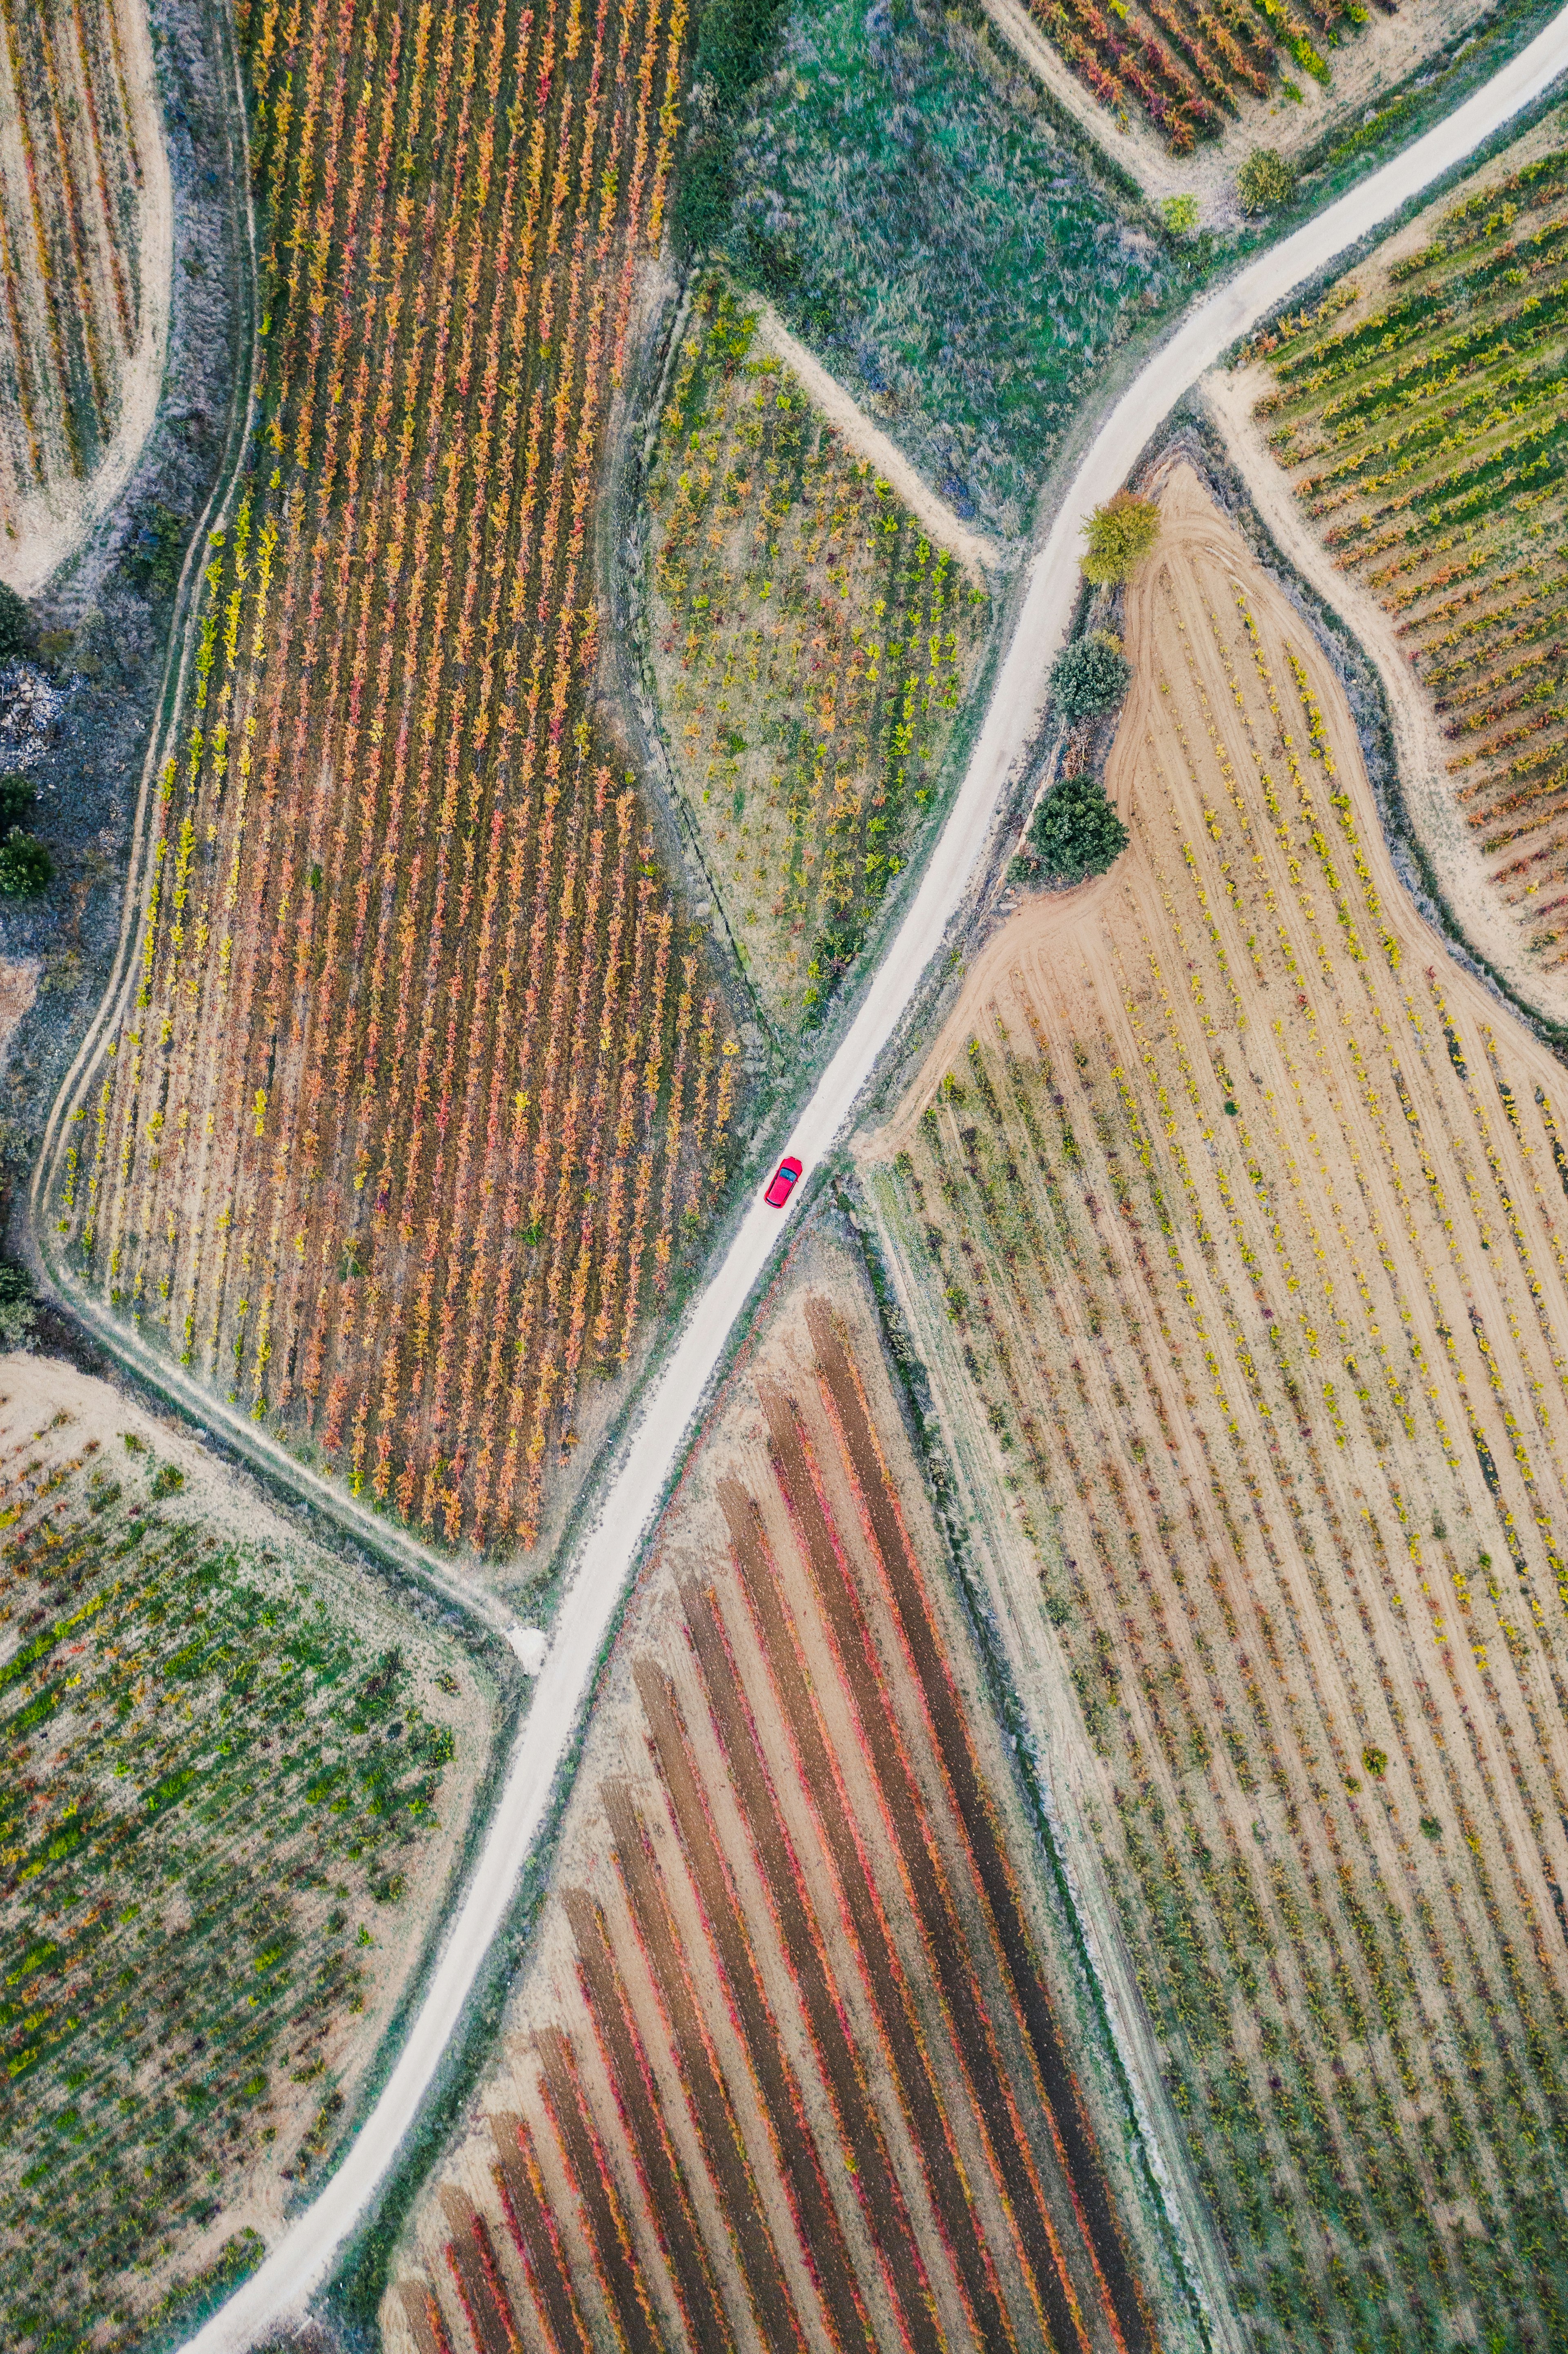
[0,1403,472,2352]
[1246,123,1568,988]
[718,0,1171,536]
[648,281,988,1028]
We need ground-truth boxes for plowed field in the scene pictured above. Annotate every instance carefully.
[385,1242,1178,2353]
[866,461,1568,2350]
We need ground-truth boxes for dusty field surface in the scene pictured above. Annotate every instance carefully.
[384,1229,1197,2354]
[0,1353,494,2352]
[863,462,1568,2350]
[0,0,170,593]
[984,0,1490,224]
[1222,113,1568,1028]
[647,283,990,1034]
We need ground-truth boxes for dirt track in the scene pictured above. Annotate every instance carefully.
[751,308,1004,580]
[170,18,1568,2341]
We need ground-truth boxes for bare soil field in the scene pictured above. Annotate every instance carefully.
[1222,111,1568,1028]
[0,0,170,593]
[862,461,1568,2350]
[0,1353,494,2353]
[384,1229,1197,2354]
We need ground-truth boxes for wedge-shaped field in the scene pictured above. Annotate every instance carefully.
[386,1245,1181,2354]
[0,0,167,582]
[648,282,988,1032]
[0,1357,489,2354]
[43,0,737,1558]
[864,464,1568,2350]
[1229,122,1568,1020]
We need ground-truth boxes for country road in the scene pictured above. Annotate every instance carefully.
[183,14,1568,2344]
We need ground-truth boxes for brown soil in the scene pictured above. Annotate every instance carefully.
[385,1227,1190,2353]
[863,462,1568,2346]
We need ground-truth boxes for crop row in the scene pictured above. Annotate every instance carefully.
[396,1318,1144,2351]
[49,0,736,1554]
[1249,136,1568,966]
[0,1412,459,2352]
[1026,0,1374,153]
[875,544,1568,2345]
[0,0,148,499]
[649,280,983,1030]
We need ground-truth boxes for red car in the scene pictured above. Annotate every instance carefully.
[764,1155,803,1208]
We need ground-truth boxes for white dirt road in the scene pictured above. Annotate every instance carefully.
[180,13,1568,2344]
[751,304,1005,579]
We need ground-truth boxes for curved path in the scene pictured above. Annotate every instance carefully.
[185,17,1568,2344]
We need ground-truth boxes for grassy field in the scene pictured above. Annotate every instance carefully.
[865,462,1568,2351]
[0,1357,486,2354]
[1238,120,1568,1002]
[718,0,1172,539]
[383,1236,1187,2354]
[648,280,989,1030]
[0,0,158,526]
[42,0,741,1562]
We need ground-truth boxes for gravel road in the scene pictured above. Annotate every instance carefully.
[182,14,1568,2342]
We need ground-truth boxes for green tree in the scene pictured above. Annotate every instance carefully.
[1238,148,1296,215]
[1162,193,1199,234]
[0,1260,34,1349]
[1049,629,1132,722]
[0,582,28,663]
[0,772,35,830]
[0,830,52,896]
[1016,773,1128,886]
[1080,493,1160,585]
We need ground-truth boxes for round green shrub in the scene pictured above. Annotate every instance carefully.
[1049,630,1132,723]
[1238,148,1296,216]
[0,829,52,897]
[1024,772,1128,886]
[0,772,36,831]
[1081,493,1160,586]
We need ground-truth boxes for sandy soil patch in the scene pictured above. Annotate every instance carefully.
[862,461,1568,2343]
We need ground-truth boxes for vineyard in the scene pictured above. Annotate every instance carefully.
[1241,125,1568,1004]
[1019,0,1385,154]
[385,1253,1178,2354]
[866,462,1568,2349]
[648,281,987,1029]
[0,1357,482,2354]
[41,0,741,1559]
[0,0,164,563]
